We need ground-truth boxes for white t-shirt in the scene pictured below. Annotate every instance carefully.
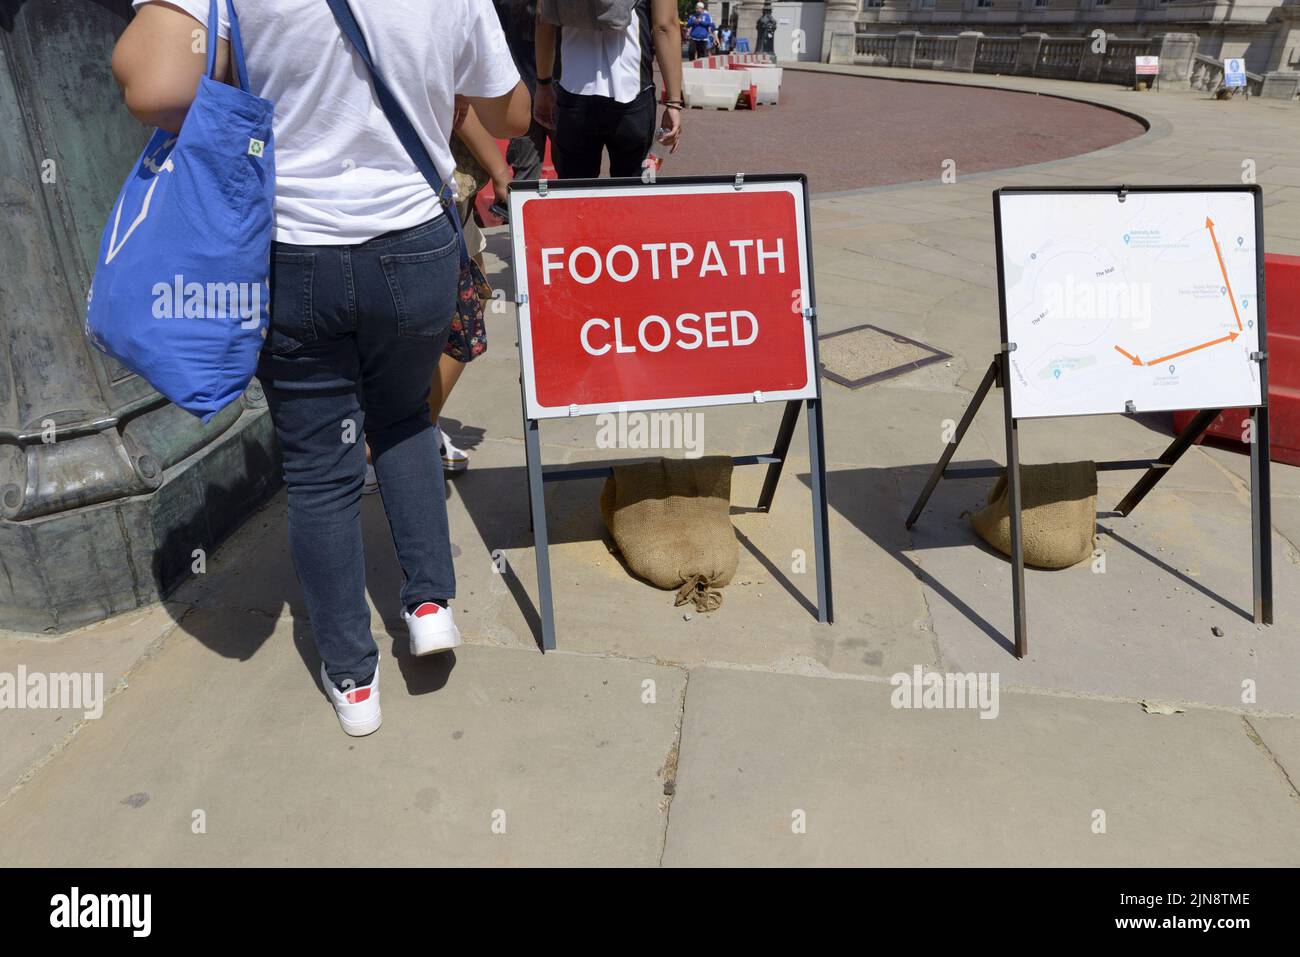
[133,0,519,245]
[558,1,653,104]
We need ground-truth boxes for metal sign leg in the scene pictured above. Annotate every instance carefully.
[1000,351,1028,659]
[906,358,999,529]
[1006,422,1027,659]
[1114,408,1220,517]
[523,418,557,651]
[1251,405,1274,624]
[806,397,833,624]
[756,400,801,512]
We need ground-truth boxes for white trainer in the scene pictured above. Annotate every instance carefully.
[402,602,462,655]
[321,658,381,737]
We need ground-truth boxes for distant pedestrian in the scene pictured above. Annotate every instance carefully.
[686,2,715,60]
[719,24,733,55]
[757,3,776,56]
[534,0,684,179]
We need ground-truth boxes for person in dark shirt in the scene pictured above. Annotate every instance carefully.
[494,1,550,205]
[757,4,776,56]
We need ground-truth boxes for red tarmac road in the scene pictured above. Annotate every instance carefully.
[658,70,1146,192]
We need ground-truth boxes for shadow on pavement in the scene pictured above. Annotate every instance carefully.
[162,432,464,694]
[804,458,1249,658]
[804,461,1019,656]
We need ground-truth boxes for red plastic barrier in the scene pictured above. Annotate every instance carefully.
[1174,252,1300,465]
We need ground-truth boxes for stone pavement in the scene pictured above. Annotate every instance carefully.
[2,66,1300,866]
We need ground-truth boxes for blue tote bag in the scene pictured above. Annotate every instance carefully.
[86,0,274,422]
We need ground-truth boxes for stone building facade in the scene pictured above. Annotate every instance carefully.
[846,0,1300,73]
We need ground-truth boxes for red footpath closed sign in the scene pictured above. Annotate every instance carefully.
[509,178,819,418]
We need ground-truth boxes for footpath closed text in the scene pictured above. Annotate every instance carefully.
[539,237,789,356]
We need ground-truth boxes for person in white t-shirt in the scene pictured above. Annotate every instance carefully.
[113,0,529,737]
[532,0,683,179]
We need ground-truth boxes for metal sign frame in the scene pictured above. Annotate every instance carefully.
[508,173,833,651]
[907,184,1272,658]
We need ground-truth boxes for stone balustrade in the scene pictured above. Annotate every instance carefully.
[829,28,1298,102]
[1189,53,1272,97]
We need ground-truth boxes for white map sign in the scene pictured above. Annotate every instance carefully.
[996,189,1263,419]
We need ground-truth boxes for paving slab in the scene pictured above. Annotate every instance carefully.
[662,667,1300,867]
[906,479,1300,710]
[1251,717,1300,791]
[0,605,183,798]
[0,607,685,866]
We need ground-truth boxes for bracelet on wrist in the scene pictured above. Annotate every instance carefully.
[536,76,553,86]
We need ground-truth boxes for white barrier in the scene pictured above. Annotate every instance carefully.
[684,53,775,69]
[683,68,748,110]
[743,65,781,105]
[681,54,779,108]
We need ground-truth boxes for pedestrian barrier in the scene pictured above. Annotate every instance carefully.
[684,53,777,70]
[683,68,748,110]
[1173,252,1300,466]
[681,53,779,110]
[733,63,781,104]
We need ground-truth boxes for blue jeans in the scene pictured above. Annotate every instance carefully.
[258,214,460,688]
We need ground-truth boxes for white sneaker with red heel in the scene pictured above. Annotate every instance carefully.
[402,601,462,655]
[321,657,381,737]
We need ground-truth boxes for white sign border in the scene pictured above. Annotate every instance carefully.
[508,179,820,420]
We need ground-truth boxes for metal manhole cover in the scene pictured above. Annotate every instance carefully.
[818,324,950,389]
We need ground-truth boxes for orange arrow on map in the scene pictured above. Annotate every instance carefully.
[1206,217,1243,331]
[1146,330,1239,366]
[1114,345,1143,365]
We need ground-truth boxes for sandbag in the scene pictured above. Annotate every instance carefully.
[970,461,1098,569]
[600,456,739,611]
[539,0,637,30]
